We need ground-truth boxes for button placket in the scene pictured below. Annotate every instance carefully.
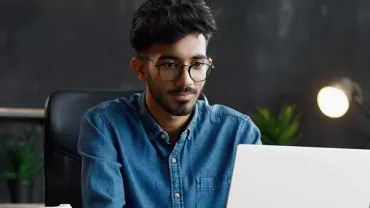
[170,155,181,200]
[169,139,187,207]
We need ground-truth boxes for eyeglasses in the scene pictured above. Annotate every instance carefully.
[139,56,214,82]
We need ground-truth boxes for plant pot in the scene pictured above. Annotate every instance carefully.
[7,180,34,203]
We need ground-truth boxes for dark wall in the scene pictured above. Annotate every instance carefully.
[0,0,143,108]
[1,0,370,202]
[207,0,370,149]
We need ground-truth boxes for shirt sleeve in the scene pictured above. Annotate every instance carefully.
[237,116,262,145]
[77,109,126,208]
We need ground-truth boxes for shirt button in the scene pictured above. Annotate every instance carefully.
[172,157,177,163]
[175,193,181,199]
[160,134,166,139]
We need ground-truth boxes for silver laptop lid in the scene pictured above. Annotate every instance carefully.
[227,145,370,208]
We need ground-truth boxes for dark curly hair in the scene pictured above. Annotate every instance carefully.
[130,0,217,53]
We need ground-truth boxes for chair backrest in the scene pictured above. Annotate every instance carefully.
[44,89,208,208]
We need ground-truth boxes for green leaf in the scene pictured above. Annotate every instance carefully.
[261,135,276,145]
[257,107,271,120]
[277,104,294,128]
[1,171,17,180]
[266,117,278,138]
[252,104,301,146]
[278,125,301,145]
[287,116,300,137]
[251,114,268,130]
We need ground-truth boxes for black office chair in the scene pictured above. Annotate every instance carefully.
[44,89,208,208]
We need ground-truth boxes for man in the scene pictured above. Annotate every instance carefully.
[78,0,261,207]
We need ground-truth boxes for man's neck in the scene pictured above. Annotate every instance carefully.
[145,92,191,143]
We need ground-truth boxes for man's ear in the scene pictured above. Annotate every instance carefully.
[130,57,147,82]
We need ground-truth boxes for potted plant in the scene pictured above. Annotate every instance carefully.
[251,104,301,145]
[0,139,43,203]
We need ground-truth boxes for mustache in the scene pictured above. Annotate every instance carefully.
[168,87,198,95]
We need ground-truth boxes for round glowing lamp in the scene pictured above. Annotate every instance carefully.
[317,78,369,119]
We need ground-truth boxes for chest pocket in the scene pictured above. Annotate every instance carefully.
[196,174,231,208]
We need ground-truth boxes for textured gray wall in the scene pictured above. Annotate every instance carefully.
[1,0,370,203]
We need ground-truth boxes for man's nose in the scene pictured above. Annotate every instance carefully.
[175,66,194,87]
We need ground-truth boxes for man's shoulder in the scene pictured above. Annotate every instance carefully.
[195,101,261,145]
[197,101,251,123]
[84,93,140,120]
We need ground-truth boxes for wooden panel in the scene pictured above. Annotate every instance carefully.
[0,204,44,208]
[0,108,44,119]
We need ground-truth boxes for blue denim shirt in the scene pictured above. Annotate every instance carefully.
[78,91,261,208]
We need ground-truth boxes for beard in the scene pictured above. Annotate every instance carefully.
[147,71,200,116]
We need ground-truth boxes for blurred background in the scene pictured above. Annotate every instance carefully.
[1,0,370,203]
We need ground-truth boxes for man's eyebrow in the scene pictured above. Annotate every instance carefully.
[158,54,208,60]
[158,55,179,60]
[192,55,208,59]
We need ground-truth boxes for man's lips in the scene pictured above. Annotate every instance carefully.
[171,92,195,100]
[179,92,192,96]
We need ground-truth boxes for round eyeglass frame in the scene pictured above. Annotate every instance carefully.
[139,56,214,82]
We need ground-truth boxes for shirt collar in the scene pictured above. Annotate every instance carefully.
[137,90,198,140]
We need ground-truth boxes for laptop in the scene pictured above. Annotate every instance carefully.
[227,144,370,208]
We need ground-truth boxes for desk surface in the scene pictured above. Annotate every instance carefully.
[0,204,44,208]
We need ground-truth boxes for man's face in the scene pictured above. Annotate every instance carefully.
[144,33,209,116]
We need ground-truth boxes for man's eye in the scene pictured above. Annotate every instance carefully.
[192,62,205,69]
[164,63,177,68]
